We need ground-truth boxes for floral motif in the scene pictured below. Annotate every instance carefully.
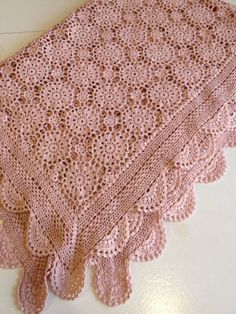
[174,62,203,86]
[18,59,48,83]
[145,43,175,63]
[96,43,126,64]
[94,85,125,107]
[45,41,73,60]
[70,63,99,84]
[42,83,74,105]
[93,133,127,164]
[197,42,225,62]
[187,3,215,24]
[149,82,182,110]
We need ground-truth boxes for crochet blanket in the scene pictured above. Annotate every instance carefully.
[0,0,235,313]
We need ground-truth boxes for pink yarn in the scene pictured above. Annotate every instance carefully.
[0,0,236,312]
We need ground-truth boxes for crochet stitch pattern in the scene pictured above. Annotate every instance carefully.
[0,0,236,312]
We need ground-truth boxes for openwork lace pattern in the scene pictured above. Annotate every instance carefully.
[0,0,235,312]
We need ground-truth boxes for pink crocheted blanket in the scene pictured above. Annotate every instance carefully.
[0,0,236,313]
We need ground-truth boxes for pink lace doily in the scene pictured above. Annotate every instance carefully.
[0,0,236,313]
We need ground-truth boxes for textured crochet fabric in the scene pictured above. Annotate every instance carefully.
[0,0,236,313]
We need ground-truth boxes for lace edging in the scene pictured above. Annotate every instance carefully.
[87,99,236,306]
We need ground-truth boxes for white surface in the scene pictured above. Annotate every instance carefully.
[0,1,236,313]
